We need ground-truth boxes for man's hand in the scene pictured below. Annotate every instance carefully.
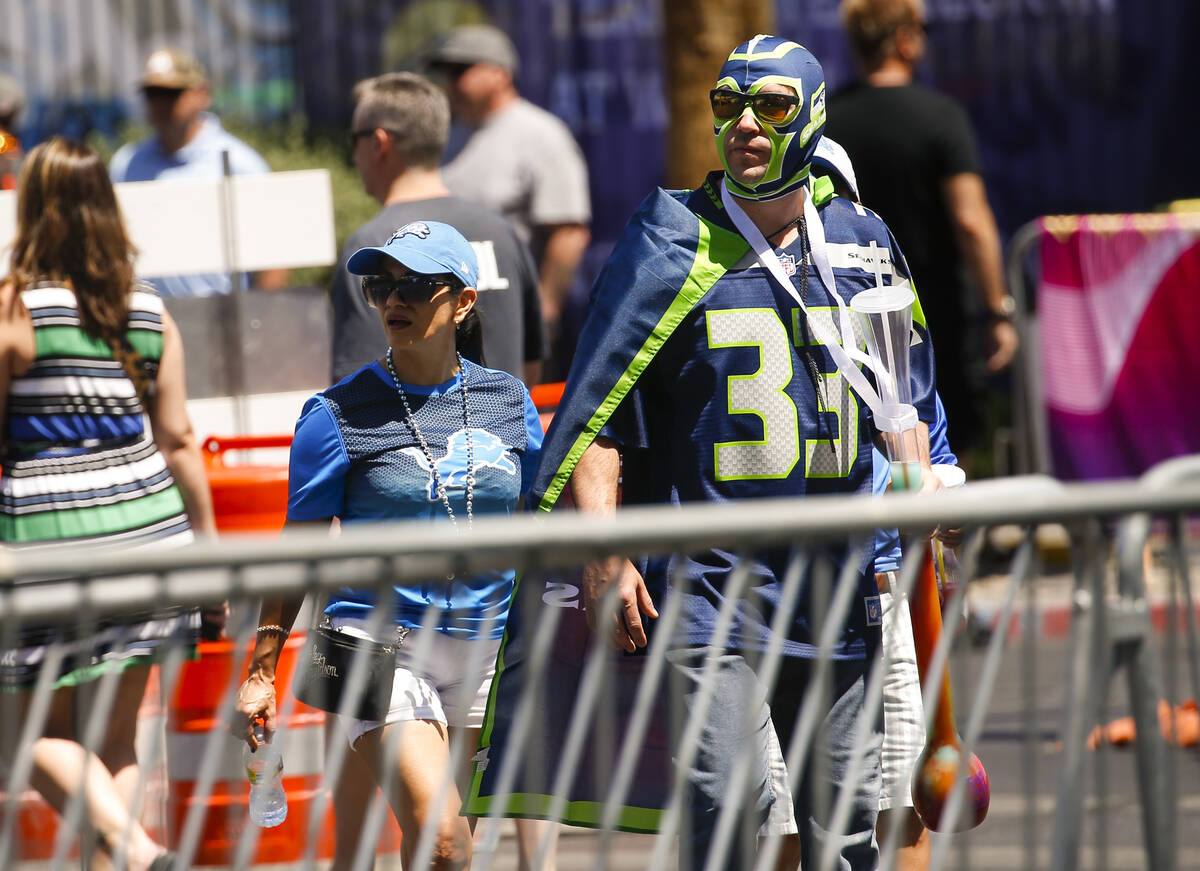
[581,555,658,652]
[985,318,1018,372]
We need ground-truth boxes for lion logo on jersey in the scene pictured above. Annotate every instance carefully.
[401,429,519,501]
[388,222,431,244]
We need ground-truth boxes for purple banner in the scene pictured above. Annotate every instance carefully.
[290,0,1200,289]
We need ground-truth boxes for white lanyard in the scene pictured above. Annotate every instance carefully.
[720,181,887,423]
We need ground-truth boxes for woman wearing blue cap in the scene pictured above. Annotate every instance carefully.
[233,220,542,869]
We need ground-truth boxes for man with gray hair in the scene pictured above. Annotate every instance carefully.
[331,71,544,385]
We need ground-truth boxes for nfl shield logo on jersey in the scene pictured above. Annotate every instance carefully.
[778,253,797,277]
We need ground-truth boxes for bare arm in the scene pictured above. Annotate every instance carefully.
[942,172,1018,372]
[146,310,217,537]
[234,517,331,746]
[0,283,36,457]
[571,437,658,651]
[537,223,591,340]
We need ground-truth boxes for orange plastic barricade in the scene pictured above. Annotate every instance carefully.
[530,381,565,433]
[202,435,292,534]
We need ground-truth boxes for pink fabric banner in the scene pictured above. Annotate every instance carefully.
[1038,214,1200,480]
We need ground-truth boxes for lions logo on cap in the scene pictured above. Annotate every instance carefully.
[389,222,431,244]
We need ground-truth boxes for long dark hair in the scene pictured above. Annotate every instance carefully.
[456,305,486,367]
[9,137,136,342]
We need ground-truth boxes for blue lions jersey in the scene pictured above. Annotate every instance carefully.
[288,359,543,639]
[613,177,938,659]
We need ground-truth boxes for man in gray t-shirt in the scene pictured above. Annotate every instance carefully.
[429,25,590,379]
[332,72,544,385]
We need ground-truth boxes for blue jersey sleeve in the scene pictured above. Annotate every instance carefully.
[521,391,545,495]
[287,396,350,520]
[929,392,958,467]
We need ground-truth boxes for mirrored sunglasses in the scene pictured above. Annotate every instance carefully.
[709,89,800,125]
[361,274,458,308]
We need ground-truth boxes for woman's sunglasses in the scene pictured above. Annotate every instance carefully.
[709,89,800,125]
[361,274,459,308]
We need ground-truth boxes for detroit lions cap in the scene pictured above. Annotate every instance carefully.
[346,220,479,288]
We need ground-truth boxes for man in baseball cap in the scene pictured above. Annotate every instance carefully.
[426,24,591,383]
[139,47,207,90]
[427,24,518,79]
[108,47,285,296]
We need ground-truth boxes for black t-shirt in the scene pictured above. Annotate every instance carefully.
[826,81,980,323]
[329,196,545,384]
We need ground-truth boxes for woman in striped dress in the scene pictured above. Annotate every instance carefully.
[0,138,214,870]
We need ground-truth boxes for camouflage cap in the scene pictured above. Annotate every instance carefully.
[140,47,207,90]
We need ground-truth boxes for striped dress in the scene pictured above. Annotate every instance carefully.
[1,283,197,689]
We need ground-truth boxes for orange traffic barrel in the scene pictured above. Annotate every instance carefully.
[166,634,403,865]
[202,435,291,534]
[167,634,338,865]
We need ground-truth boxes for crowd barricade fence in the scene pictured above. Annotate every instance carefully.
[2,457,1200,869]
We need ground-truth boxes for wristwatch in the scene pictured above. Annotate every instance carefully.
[987,295,1017,321]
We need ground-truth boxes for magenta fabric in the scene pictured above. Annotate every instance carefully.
[1037,215,1200,480]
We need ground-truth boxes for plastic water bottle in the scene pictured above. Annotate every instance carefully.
[244,724,287,828]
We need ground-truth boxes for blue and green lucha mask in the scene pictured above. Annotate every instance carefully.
[712,34,827,202]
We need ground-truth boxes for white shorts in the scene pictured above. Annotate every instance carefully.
[760,721,797,836]
[329,617,501,748]
[878,586,925,811]
[759,580,925,836]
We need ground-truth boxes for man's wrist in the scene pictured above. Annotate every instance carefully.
[986,295,1017,321]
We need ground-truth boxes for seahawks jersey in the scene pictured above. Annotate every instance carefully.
[612,173,938,658]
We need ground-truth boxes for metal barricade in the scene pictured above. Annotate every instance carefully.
[2,459,1199,870]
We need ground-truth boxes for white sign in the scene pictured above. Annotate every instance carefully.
[0,169,336,277]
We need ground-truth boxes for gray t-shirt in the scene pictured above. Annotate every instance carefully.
[442,98,591,247]
[329,196,544,384]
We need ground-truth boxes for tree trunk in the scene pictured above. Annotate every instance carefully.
[661,0,775,191]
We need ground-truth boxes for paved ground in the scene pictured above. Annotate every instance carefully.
[464,632,1200,871]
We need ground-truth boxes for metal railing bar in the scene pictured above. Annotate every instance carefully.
[593,559,689,857]
[752,551,868,871]
[706,548,808,870]
[0,643,66,866]
[650,557,755,870]
[3,478,1200,603]
[472,581,573,869]
[930,531,1032,869]
[1050,519,1108,871]
[1022,529,1041,871]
